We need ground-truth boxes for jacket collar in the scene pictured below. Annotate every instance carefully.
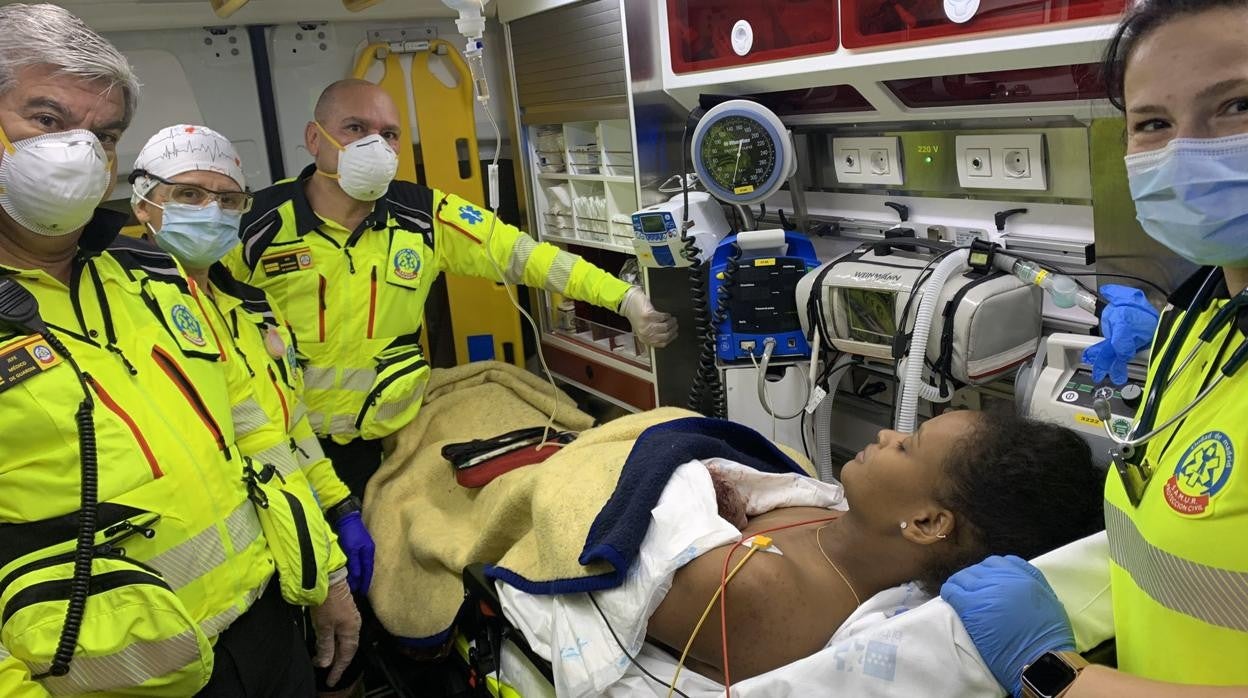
[78,208,129,254]
[1169,266,1228,311]
[292,164,391,238]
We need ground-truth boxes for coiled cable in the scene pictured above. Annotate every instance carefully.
[713,244,741,329]
[41,332,99,678]
[685,238,727,417]
[0,278,99,678]
[679,107,729,418]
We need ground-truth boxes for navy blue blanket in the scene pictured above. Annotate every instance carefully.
[484,416,805,596]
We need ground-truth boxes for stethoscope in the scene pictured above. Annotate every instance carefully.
[1091,269,1248,505]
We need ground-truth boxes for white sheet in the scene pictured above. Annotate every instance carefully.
[496,459,1109,698]
[607,583,1000,698]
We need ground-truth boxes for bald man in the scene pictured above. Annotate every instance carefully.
[228,80,676,505]
[226,88,675,689]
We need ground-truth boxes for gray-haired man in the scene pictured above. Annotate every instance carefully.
[0,5,356,695]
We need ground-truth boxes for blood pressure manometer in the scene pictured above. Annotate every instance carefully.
[691,99,797,206]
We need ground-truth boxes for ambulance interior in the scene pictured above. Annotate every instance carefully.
[34,0,1191,695]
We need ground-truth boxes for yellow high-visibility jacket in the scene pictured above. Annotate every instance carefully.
[0,215,320,697]
[226,168,632,444]
[1105,268,1248,685]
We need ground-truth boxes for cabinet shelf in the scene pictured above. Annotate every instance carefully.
[542,233,634,255]
[538,172,634,184]
[530,118,640,258]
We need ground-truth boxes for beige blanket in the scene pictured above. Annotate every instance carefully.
[364,359,701,640]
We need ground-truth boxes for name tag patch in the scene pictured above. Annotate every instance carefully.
[261,247,314,276]
[0,336,63,394]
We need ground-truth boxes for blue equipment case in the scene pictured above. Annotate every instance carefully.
[709,231,820,363]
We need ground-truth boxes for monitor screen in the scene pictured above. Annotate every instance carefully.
[639,214,669,233]
[841,288,896,345]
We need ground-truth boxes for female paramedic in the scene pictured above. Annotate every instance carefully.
[128,124,369,690]
[0,6,346,696]
[940,0,1248,695]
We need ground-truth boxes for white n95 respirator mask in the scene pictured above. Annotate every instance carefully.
[315,123,398,202]
[0,125,111,237]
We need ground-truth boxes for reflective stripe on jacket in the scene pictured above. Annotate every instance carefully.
[0,218,326,695]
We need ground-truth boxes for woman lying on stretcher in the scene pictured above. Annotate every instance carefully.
[645,410,1103,682]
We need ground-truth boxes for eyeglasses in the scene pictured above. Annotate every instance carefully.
[131,171,253,212]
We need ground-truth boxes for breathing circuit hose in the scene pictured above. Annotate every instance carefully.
[896,249,969,433]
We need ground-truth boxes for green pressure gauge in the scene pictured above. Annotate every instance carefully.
[692,100,797,206]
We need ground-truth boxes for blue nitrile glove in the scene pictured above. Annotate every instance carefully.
[941,555,1075,698]
[1082,284,1159,385]
[334,512,375,594]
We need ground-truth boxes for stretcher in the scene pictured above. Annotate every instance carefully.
[352,39,524,368]
[451,481,1116,698]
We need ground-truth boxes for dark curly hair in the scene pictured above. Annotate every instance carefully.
[917,411,1105,594]
[1102,0,1248,111]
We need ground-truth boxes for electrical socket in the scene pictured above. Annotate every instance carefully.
[1003,148,1030,178]
[833,136,903,186]
[840,148,862,174]
[965,148,991,177]
[954,134,1047,191]
[869,148,891,175]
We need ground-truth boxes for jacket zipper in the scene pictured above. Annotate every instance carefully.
[267,365,291,429]
[188,284,227,361]
[151,347,226,452]
[87,376,163,478]
[318,275,327,342]
[354,356,428,430]
[367,268,378,339]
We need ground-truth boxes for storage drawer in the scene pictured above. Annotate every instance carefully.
[543,341,656,411]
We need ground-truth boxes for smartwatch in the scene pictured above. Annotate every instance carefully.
[1022,650,1089,698]
[325,495,362,528]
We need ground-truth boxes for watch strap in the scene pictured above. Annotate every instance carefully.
[1022,651,1089,698]
[325,495,362,527]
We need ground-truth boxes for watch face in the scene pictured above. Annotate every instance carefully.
[1023,653,1079,697]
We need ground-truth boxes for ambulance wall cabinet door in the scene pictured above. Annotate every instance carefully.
[840,0,1126,49]
[668,0,839,74]
[883,64,1106,108]
[742,85,874,116]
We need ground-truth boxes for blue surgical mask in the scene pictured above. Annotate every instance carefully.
[148,201,241,269]
[1125,134,1248,267]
